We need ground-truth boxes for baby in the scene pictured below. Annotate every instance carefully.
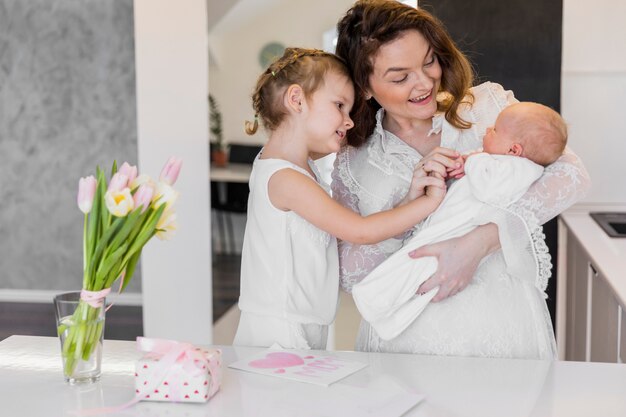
[456,101,567,173]
[352,102,568,341]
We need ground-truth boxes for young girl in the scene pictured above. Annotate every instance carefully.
[233,47,447,350]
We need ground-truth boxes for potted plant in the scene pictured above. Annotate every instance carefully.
[209,94,227,167]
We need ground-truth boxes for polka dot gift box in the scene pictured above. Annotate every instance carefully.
[134,337,222,403]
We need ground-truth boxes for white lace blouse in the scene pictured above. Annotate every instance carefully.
[332,82,591,294]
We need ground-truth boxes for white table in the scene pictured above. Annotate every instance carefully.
[210,163,253,184]
[1,335,625,417]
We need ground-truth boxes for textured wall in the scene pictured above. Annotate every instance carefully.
[0,0,139,291]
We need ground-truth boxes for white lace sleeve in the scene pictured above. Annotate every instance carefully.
[331,152,395,294]
[492,147,591,293]
[512,147,591,225]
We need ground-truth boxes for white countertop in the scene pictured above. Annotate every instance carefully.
[1,335,626,417]
[559,203,626,307]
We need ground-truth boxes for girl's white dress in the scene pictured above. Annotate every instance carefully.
[332,82,591,359]
[234,157,339,350]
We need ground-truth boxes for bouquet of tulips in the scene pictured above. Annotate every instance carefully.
[59,157,182,377]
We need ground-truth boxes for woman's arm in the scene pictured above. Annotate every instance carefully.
[412,148,591,301]
[330,161,393,293]
[511,147,591,225]
[268,168,445,245]
[410,81,591,301]
[412,223,499,301]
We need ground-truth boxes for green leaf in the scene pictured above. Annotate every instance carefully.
[103,259,124,289]
[121,250,142,293]
[84,168,107,288]
[124,206,155,250]
[96,242,129,285]
[96,168,109,242]
[111,160,118,178]
[107,209,143,251]
[122,204,166,265]
[88,216,126,286]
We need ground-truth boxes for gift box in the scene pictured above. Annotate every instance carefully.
[134,337,222,403]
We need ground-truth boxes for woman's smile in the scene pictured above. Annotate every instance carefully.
[409,89,434,105]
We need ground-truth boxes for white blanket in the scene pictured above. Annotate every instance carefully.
[352,153,545,340]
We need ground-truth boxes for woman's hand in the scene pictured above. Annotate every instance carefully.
[410,223,500,302]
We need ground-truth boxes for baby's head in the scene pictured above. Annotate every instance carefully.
[483,102,567,166]
[245,47,353,136]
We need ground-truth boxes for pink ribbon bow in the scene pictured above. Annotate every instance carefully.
[79,288,111,308]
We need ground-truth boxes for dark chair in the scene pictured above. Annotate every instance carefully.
[211,143,262,254]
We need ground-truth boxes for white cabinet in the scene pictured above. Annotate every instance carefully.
[558,208,626,363]
[619,308,626,363]
[589,263,620,362]
[563,229,589,361]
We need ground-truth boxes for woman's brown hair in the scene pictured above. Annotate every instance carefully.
[336,0,474,147]
[245,47,350,135]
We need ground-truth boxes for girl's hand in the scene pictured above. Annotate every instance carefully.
[415,147,461,178]
[425,171,446,202]
[409,224,500,302]
[401,160,446,205]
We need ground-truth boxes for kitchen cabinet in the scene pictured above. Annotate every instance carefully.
[557,205,626,363]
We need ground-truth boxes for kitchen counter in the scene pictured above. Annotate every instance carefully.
[1,335,625,417]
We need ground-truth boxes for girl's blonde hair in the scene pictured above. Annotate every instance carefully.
[244,47,351,135]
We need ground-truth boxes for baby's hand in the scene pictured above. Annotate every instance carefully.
[446,155,470,179]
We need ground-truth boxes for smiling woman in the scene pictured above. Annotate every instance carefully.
[331,0,590,358]
[364,30,443,156]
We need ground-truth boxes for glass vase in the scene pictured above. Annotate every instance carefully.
[53,291,106,384]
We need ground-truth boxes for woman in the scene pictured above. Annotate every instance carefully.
[332,0,590,358]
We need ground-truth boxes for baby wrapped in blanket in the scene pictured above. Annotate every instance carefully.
[352,102,569,340]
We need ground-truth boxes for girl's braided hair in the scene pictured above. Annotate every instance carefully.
[244,47,351,135]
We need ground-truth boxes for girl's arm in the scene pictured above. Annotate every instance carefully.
[268,168,445,245]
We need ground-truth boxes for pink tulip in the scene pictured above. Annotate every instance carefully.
[133,184,154,213]
[159,157,183,185]
[77,176,97,214]
[118,162,138,185]
[108,173,129,192]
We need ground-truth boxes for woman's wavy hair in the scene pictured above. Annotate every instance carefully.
[336,0,474,147]
[244,47,350,135]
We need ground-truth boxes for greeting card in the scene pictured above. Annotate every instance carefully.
[228,349,367,386]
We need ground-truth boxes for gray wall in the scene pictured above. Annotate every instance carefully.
[0,0,139,292]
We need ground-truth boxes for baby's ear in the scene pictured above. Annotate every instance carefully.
[285,84,304,113]
[509,143,523,156]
